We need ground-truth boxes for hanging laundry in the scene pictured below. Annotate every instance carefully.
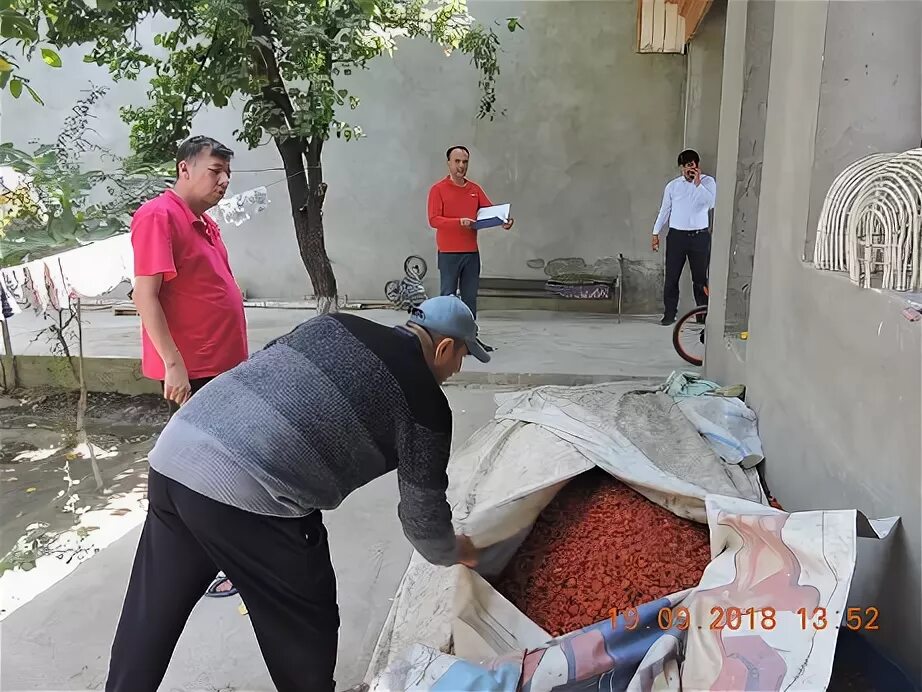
[22,262,50,314]
[57,234,133,298]
[0,233,135,316]
[216,186,270,227]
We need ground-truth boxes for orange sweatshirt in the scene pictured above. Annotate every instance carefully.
[427,177,492,253]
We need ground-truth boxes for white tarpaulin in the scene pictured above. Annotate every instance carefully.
[0,234,133,315]
[365,382,898,691]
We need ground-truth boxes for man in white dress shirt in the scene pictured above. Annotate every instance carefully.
[651,149,717,325]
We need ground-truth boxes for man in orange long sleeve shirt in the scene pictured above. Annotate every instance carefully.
[427,146,514,340]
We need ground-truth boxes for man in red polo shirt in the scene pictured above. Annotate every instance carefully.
[427,146,513,350]
[130,134,247,597]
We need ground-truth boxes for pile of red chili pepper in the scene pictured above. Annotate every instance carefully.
[491,468,711,636]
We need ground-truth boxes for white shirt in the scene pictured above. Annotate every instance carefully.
[652,174,717,235]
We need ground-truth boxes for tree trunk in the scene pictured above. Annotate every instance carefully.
[1,319,18,392]
[244,0,338,312]
[274,136,338,314]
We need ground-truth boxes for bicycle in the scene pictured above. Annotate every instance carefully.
[384,255,429,311]
[672,305,707,366]
[672,285,709,367]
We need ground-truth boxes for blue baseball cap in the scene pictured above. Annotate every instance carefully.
[408,296,490,363]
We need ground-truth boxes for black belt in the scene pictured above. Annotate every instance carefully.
[669,227,709,235]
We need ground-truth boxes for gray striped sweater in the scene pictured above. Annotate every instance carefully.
[148,313,458,566]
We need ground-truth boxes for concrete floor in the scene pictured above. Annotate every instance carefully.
[0,386,509,691]
[6,307,690,384]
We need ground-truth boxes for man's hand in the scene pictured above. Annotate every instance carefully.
[455,534,479,568]
[164,361,192,406]
[134,275,191,405]
[502,218,515,231]
[460,218,474,228]
[693,167,702,187]
[651,234,660,252]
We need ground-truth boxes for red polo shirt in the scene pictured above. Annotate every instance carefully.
[131,189,248,381]
[427,177,492,253]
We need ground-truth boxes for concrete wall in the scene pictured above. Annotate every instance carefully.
[722,0,772,334]
[708,0,922,681]
[683,0,727,171]
[804,0,922,260]
[0,0,699,306]
[1,355,160,395]
[704,0,771,382]
[675,0,726,316]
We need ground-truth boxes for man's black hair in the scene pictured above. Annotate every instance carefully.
[446,145,470,160]
[176,135,234,175]
[677,149,700,167]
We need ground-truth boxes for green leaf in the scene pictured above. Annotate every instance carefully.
[25,84,43,105]
[0,70,9,89]
[0,56,12,72]
[96,0,117,10]
[0,11,38,42]
[9,77,21,98]
[40,48,62,68]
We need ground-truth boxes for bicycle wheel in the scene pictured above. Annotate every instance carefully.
[384,280,402,305]
[404,255,428,281]
[673,306,708,366]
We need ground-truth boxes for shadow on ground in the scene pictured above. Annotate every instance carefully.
[0,390,168,587]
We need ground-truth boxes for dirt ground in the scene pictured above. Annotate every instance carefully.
[0,388,169,574]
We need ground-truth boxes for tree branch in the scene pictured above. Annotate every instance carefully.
[169,22,221,145]
[244,0,298,132]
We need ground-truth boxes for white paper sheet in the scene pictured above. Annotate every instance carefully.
[474,204,511,230]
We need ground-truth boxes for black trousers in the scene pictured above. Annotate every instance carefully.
[664,229,711,319]
[106,470,340,692]
[161,376,214,416]
[438,251,481,318]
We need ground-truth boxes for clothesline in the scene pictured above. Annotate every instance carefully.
[0,184,273,321]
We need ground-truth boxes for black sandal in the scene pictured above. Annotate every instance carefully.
[204,574,238,598]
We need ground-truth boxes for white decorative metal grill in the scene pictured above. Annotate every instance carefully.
[814,148,922,292]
